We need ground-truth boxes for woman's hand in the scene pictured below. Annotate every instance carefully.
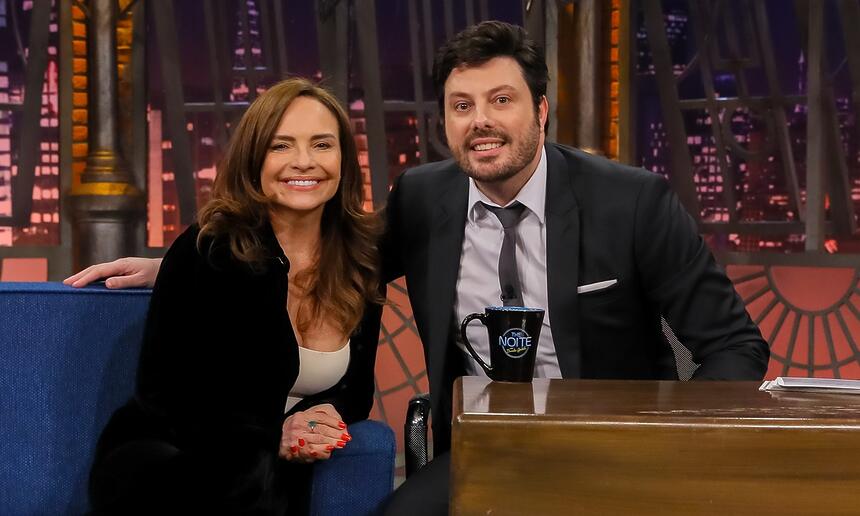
[279,404,351,463]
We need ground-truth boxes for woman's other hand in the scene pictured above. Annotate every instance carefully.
[64,257,162,289]
[279,404,351,463]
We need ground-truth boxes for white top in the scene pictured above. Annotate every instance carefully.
[284,341,350,412]
[454,147,562,379]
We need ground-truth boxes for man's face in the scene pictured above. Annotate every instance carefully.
[443,56,547,183]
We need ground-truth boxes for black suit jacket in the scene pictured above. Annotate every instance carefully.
[382,143,769,453]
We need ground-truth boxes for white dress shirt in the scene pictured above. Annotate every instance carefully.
[454,147,562,378]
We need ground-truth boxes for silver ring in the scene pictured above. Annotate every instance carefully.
[307,420,317,432]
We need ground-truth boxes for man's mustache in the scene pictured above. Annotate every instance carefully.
[465,129,509,148]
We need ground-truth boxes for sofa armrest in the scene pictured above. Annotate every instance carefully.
[310,419,394,515]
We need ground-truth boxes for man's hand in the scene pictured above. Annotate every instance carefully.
[63,257,162,289]
[279,404,351,463]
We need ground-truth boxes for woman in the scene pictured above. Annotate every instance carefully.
[89,78,384,514]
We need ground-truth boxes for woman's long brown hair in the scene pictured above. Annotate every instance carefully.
[197,78,383,335]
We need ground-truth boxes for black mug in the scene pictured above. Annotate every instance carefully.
[460,306,545,382]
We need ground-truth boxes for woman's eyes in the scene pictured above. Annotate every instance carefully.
[269,141,335,152]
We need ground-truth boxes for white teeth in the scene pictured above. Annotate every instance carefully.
[286,179,319,186]
[472,142,502,151]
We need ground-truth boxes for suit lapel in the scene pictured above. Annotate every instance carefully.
[425,171,469,396]
[544,144,582,378]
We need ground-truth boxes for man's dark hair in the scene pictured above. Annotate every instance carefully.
[432,21,548,116]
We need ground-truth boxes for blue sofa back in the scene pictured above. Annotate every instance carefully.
[0,282,393,515]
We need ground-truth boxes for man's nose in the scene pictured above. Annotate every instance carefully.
[471,105,495,130]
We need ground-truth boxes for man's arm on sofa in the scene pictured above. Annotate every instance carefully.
[64,257,162,289]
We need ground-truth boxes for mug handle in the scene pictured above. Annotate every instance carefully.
[460,312,493,376]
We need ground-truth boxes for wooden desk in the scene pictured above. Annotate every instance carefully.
[451,377,860,515]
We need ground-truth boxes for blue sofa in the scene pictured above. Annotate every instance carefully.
[0,282,394,515]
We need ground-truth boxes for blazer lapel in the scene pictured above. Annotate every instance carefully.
[544,144,582,378]
[425,172,469,397]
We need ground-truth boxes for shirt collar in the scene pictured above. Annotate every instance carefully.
[467,146,547,225]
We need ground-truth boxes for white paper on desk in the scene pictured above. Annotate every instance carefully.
[759,376,860,394]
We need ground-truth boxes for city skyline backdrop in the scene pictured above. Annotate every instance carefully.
[0,0,857,255]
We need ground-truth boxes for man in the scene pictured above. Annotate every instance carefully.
[67,21,769,515]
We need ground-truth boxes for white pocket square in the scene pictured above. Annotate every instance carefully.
[577,279,618,294]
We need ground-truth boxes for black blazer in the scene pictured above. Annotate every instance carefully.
[382,142,769,453]
[92,223,382,506]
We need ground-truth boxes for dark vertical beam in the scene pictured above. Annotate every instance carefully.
[131,0,147,252]
[239,0,257,101]
[805,1,825,251]
[752,0,803,220]
[618,0,635,164]
[203,0,227,148]
[316,0,348,105]
[408,0,429,163]
[151,0,197,224]
[258,0,275,74]
[839,0,860,125]
[544,0,558,143]
[355,0,390,207]
[822,0,860,236]
[642,0,700,221]
[523,0,545,49]
[272,0,289,76]
[465,0,475,27]
[421,0,435,77]
[6,0,51,226]
[687,0,737,221]
[571,0,602,153]
[131,1,147,191]
[57,0,74,278]
[839,0,860,232]
[443,0,454,39]
[555,0,576,146]
[479,0,489,22]
[821,75,856,236]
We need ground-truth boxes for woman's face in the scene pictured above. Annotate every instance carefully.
[260,96,342,218]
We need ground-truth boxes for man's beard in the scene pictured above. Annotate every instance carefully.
[453,122,541,183]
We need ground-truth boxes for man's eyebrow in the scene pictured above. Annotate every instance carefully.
[486,85,517,96]
[446,85,517,99]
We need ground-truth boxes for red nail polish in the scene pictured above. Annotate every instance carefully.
[298,438,305,447]
[290,445,298,453]
[336,440,346,448]
[311,451,318,457]
[325,445,335,451]
[338,421,346,429]
[341,433,351,441]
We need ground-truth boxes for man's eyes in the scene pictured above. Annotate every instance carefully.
[451,97,511,111]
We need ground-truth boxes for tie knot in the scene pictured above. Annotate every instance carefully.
[482,202,526,229]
